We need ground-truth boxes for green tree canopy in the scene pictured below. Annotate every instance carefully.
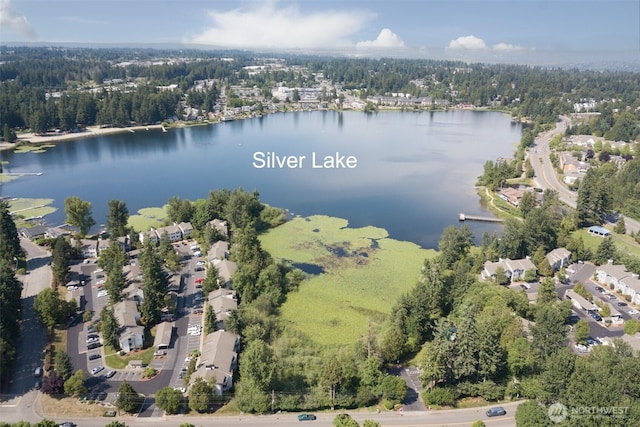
[106,199,129,237]
[115,380,142,413]
[34,288,75,329]
[64,196,96,236]
[0,199,22,261]
[155,387,183,415]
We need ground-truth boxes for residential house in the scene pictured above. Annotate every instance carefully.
[209,219,229,238]
[190,330,240,395]
[213,259,237,288]
[113,300,144,353]
[19,225,48,239]
[498,187,525,207]
[207,289,238,330]
[75,239,98,259]
[157,224,183,243]
[178,222,193,239]
[208,241,229,262]
[139,229,160,245]
[483,257,537,282]
[595,263,640,305]
[97,239,111,255]
[546,248,572,272]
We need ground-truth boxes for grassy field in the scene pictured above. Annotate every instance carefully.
[260,215,436,347]
[572,228,640,258]
[128,206,168,232]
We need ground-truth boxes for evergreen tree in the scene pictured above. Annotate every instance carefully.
[52,236,71,286]
[115,380,142,413]
[139,242,168,325]
[100,306,120,350]
[54,350,73,380]
[594,236,616,265]
[106,199,129,237]
[0,259,23,384]
[0,200,22,261]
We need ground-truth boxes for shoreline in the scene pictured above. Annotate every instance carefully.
[0,107,521,152]
[0,124,165,151]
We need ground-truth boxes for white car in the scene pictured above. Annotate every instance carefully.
[196,261,205,266]
[628,309,639,315]
[91,366,104,375]
[67,285,78,291]
[95,268,104,274]
[97,290,108,298]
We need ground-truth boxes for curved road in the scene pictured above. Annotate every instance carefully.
[530,116,640,234]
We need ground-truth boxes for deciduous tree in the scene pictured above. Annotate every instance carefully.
[63,369,86,397]
[155,387,183,414]
[64,196,96,236]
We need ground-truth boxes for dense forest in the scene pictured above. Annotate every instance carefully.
[0,201,24,388]
[2,47,640,138]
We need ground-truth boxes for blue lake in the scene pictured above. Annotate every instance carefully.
[0,110,522,249]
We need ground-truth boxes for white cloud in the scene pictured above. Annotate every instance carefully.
[493,42,525,52]
[188,1,374,50]
[0,0,36,40]
[356,28,405,48]
[447,35,487,50]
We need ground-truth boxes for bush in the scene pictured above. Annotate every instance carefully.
[475,381,505,401]
[423,387,458,407]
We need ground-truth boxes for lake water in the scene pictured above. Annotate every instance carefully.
[0,110,522,249]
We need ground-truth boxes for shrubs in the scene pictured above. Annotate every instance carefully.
[422,381,505,407]
[422,387,458,407]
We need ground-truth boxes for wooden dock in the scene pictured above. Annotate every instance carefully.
[458,213,503,223]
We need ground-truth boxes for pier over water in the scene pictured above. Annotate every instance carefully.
[458,213,503,223]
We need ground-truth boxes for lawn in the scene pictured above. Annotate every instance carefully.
[572,228,640,258]
[260,215,436,346]
[128,206,168,232]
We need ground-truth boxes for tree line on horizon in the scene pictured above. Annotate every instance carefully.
[2,46,640,141]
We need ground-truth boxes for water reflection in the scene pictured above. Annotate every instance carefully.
[0,111,521,249]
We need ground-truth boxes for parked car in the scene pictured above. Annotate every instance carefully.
[34,380,42,390]
[105,370,116,379]
[34,367,42,377]
[297,413,317,421]
[59,422,76,427]
[486,407,507,417]
[617,302,628,307]
[87,342,101,350]
[595,286,604,293]
[88,353,101,360]
[590,312,603,322]
[91,366,104,375]
[103,410,116,417]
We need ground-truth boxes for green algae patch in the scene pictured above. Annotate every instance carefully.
[128,205,168,232]
[260,215,436,346]
[8,198,57,226]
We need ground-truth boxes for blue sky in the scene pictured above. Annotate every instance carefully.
[1,0,638,64]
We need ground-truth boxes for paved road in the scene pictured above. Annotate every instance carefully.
[0,400,522,427]
[0,239,52,420]
[530,116,640,234]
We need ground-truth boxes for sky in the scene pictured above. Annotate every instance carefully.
[1,0,639,65]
